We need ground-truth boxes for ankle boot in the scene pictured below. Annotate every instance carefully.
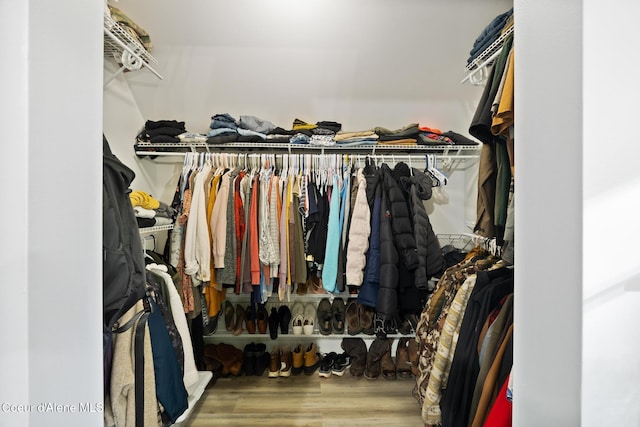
[341,337,367,377]
[233,304,245,336]
[224,300,235,331]
[254,343,269,376]
[292,344,304,376]
[278,305,292,334]
[364,337,388,380]
[242,343,256,376]
[268,307,279,339]
[246,306,257,334]
[380,339,396,380]
[257,305,268,334]
[396,338,413,378]
[303,342,320,375]
[279,345,292,377]
[406,337,420,377]
[268,346,281,378]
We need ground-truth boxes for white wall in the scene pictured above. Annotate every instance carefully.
[110,0,508,234]
[0,0,103,426]
[583,1,640,425]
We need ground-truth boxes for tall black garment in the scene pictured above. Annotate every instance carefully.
[306,182,329,264]
[439,267,514,427]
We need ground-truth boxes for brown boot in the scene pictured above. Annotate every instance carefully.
[292,344,304,376]
[246,306,257,334]
[303,342,320,375]
[279,345,293,377]
[233,304,245,336]
[224,300,235,331]
[268,346,281,378]
[364,338,388,380]
[341,337,367,377]
[407,337,420,377]
[380,339,396,380]
[396,338,413,378]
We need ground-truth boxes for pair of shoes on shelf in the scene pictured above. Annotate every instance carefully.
[364,338,396,380]
[317,297,347,335]
[373,313,397,338]
[291,343,320,375]
[318,351,351,378]
[291,302,316,335]
[268,345,293,378]
[268,306,293,339]
[345,300,375,335]
[231,304,246,336]
[341,337,367,377]
[243,343,270,376]
[397,313,419,335]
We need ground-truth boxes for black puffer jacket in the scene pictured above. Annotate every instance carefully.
[381,164,418,270]
[400,167,445,288]
[376,164,420,318]
[376,185,399,318]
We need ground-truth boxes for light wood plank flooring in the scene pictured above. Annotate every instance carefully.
[180,372,424,427]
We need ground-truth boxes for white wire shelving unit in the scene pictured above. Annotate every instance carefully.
[103,11,163,87]
[462,24,514,86]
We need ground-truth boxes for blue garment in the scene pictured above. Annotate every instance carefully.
[289,133,310,144]
[210,113,237,130]
[206,127,237,137]
[322,175,341,293]
[468,8,513,64]
[147,298,188,423]
[237,127,267,139]
[358,187,381,307]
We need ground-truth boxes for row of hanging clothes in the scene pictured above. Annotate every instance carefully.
[413,234,514,427]
[165,150,451,330]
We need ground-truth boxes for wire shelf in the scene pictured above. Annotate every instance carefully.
[138,223,174,234]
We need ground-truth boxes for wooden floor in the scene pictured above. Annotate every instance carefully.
[180,372,425,427]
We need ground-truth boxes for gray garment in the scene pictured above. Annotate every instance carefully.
[237,115,276,134]
[218,170,239,285]
[501,179,514,264]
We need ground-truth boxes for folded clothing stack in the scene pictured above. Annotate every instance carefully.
[467,8,513,66]
[207,113,277,144]
[129,190,175,228]
[137,120,187,144]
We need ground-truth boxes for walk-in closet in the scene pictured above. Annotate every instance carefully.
[6,1,640,427]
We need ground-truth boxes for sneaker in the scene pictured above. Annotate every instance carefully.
[303,303,317,335]
[331,352,352,377]
[291,302,305,335]
[319,352,337,378]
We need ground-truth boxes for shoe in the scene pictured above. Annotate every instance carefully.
[278,305,292,334]
[233,304,246,336]
[396,338,413,378]
[303,343,320,375]
[257,305,269,334]
[319,352,337,378]
[268,307,279,339]
[246,306,257,334]
[268,346,281,378]
[341,338,367,377]
[242,343,257,376]
[331,352,352,377]
[373,312,385,338]
[317,298,333,335]
[254,343,270,376]
[364,338,388,380]
[296,281,308,295]
[397,318,413,335]
[346,300,362,335]
[279,345,293,377]
[380,339,396,380]
[212,343,243,376]
[331,298,346,334]
[292,344,304,376]
[303,303,317,335]
[203,311,219,336]
[359,304,375,335]
[291,302,305,335]
[223,300,235,331]
[407,337,420,377]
